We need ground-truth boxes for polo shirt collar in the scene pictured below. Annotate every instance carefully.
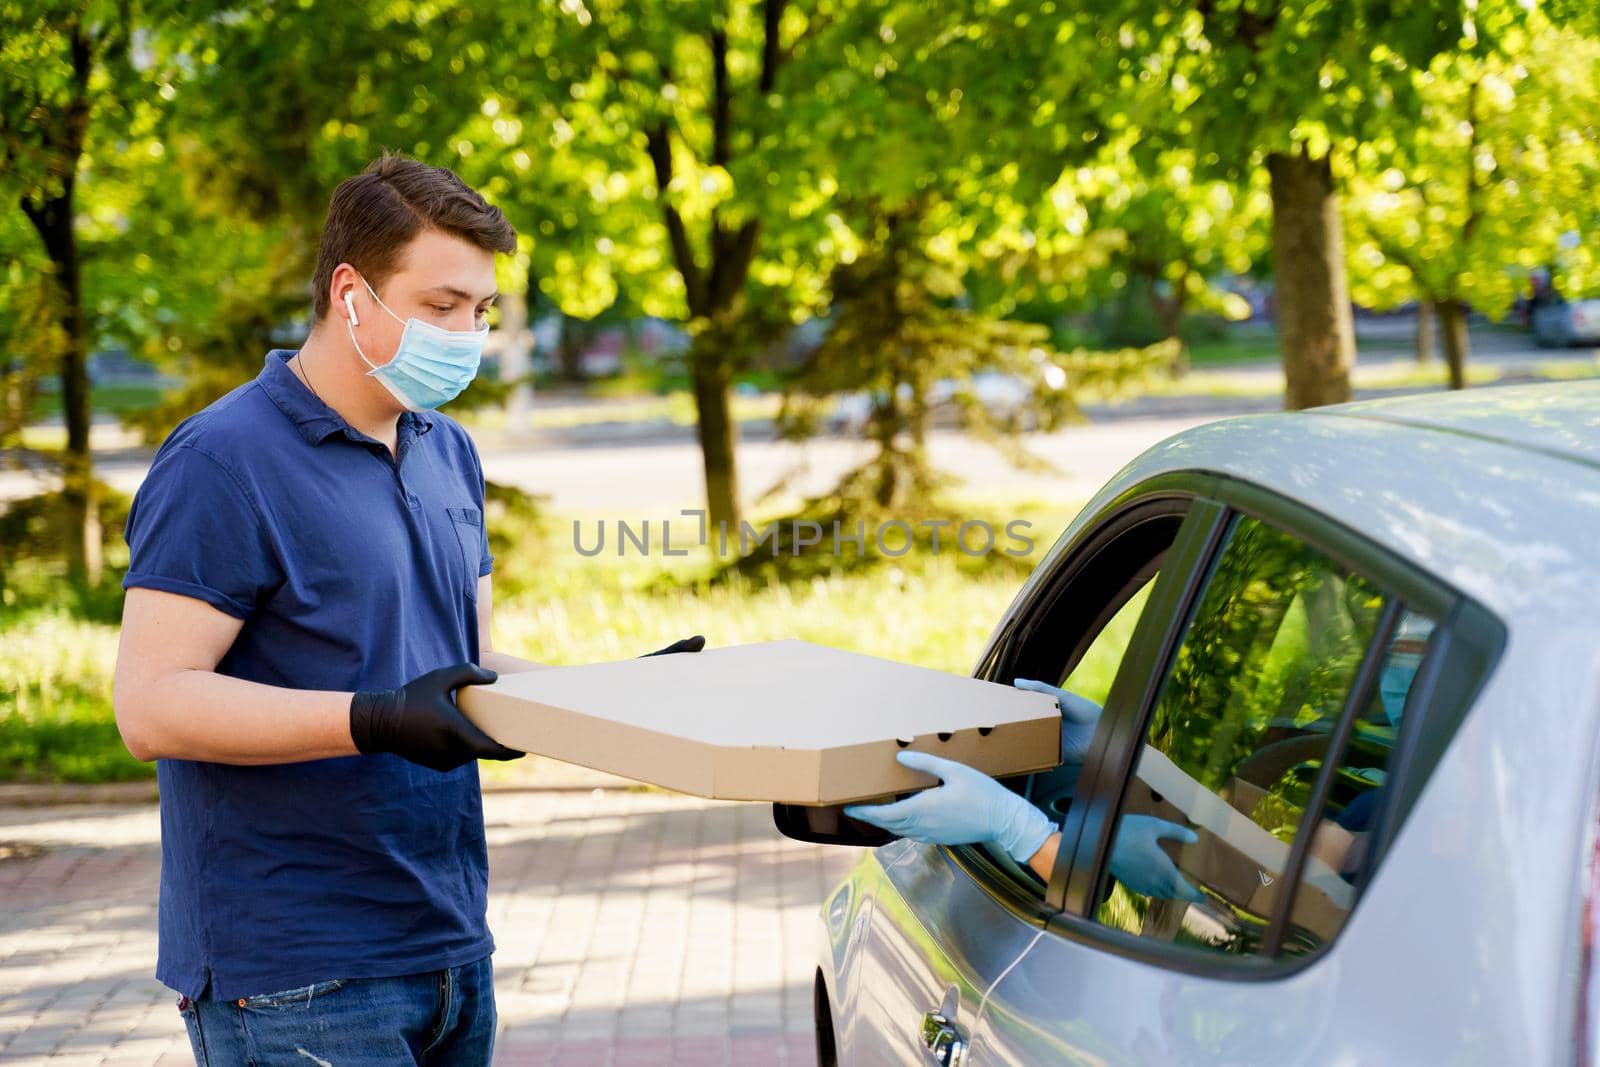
[258,349,435,446]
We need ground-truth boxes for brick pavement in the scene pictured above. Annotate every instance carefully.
[0,789,863,1066]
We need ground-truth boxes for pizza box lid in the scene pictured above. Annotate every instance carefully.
[456,638,1062,805]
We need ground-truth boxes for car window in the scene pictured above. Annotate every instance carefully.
[1092,514,1414,957]
[982,578,1162,896]
[1015,576,1155,830]
[1280,608,1437,956]
[1056,579,1153,709]
[972,501,1188,900]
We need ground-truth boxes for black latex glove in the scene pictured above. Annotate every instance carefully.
[641,635,706,656]
[350,663,524,772]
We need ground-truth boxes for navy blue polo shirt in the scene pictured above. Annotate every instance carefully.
[121,348,498,1001]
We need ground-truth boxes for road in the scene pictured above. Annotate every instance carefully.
[3,318,1592,513]
[0,408,1217,515]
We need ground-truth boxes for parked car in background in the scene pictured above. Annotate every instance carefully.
[830,373,1037,433]
[780,382,1600,1065]
[1532,294,1600,347]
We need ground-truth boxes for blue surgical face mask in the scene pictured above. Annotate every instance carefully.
[1378,652,1424,726]
[345,275,488,411]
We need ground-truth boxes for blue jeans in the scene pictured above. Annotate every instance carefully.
[176,955,496,1065]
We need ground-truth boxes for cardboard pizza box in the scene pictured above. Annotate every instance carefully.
[455,639,1062,805]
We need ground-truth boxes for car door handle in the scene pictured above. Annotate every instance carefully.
[919,1009,968,1066]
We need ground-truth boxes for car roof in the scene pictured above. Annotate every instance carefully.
[1048,381,1600,632]
[1310,380,1600,472]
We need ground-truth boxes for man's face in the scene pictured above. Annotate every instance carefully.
[353,228,499,364]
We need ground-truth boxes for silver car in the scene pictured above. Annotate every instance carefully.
[779,382,1600,1065]
[1532,296,1600,347]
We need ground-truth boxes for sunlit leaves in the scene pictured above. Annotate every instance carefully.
[1346,17,1600,313]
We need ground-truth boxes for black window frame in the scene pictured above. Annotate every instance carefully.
[1039,472,1507,980]
[947,478,1205,915]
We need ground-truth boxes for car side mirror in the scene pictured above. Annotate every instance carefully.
[772,802,896,847]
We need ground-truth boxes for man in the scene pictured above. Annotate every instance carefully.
[113,153,699,1065]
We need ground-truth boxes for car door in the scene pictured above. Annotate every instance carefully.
[969,477,1503,1064]
[844,489,1203,1065]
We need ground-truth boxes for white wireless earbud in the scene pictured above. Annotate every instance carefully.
[343,290,360,327]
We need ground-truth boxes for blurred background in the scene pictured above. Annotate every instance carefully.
[7,3,1600,1063]
[4,0,1600,793]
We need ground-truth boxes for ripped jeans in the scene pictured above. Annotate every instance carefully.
[176,955,496,1066]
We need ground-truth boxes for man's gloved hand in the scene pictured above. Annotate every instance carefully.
[641,635,706,656]
[1108,814,1204,903]
[1013,678,1103,764]
[842,751,1053,864]
[350,663,524,773]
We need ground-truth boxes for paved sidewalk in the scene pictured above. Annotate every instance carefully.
[0,789,863,1065]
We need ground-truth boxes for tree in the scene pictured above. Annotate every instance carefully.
[118,0,515,440]
[778,201,1176,512]
[1346,19,1600,388]
[0,0,158,585]
[1042,133,1268,372]
[1039,1,1522,408]
[484,0,840,531]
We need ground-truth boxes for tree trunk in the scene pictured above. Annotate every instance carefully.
[1415,299,1436,364]
[500,268,535,431]
[689,344,739,533]
[23,185,100,587]
[1266,150,1356,410]
[1147,274,1190,378]
[1437,300,1470,390]
[555,314,589,382]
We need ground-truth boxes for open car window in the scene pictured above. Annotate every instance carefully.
[1017,577,1155,830]
[965,495,1190,901]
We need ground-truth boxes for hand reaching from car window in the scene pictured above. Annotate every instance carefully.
[1013,677,1104,763]
[843,750,1054,864]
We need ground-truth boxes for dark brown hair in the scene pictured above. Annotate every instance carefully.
[310,151,517,320]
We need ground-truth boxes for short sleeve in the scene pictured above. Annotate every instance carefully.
[121,445,282,619]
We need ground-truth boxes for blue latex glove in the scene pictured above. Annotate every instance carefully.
[1108,814,1204,903]
[843,751,1054,863]
[1013,678,1103,764]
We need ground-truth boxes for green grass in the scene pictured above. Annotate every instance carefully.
[0,492,1087,785]
[1186,329,1283,367]
[29,383,166,420]
[1125,352,1600,404]
[0,607,146,783]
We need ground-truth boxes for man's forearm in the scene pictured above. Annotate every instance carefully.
[121,669,358,765]
[478,649,546,674]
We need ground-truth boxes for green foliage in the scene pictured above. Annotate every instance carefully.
[1038,134,1269,343]
[0,482,130,609]
[470,1,837,327]
[0,559,143,784]
[1347,18,1600,314]
[478,480,555,601]
[0,261,63,444]
[1048,1,1469,175]
[1148,517,1383,791]
[773,203,1178,512]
